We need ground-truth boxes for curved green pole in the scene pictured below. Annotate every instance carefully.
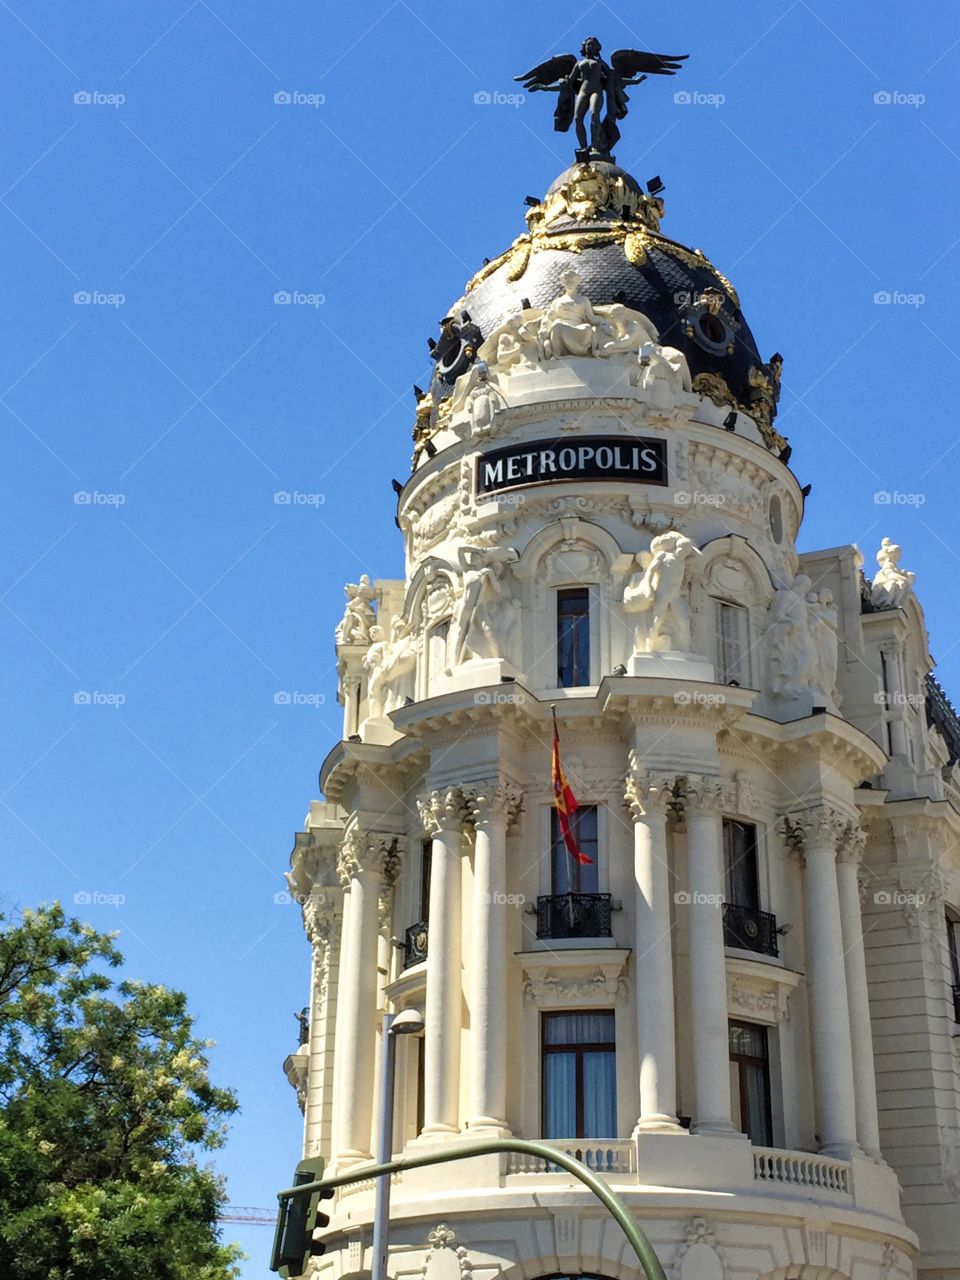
[277,1137,668,1280]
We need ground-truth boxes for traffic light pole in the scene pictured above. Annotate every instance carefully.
[276,1137,668,1280]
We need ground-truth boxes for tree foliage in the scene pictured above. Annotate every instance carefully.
[0,902,242,1279]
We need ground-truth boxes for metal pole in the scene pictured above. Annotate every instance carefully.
[371,1013,396,1280]
[278,1137,669,1280]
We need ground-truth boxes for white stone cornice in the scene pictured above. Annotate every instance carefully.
[462,778,524,829]
[623,768,678,821]
[417,786,469,835]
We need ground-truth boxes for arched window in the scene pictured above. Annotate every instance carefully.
[714,599,749,685]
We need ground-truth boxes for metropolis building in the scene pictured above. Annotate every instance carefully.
[282,46,960,1280]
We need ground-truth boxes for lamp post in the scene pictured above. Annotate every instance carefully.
[371,1008,424,1280]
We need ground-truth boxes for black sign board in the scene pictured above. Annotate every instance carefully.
[475,434,667,498]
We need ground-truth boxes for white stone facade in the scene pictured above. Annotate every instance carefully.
[284,187,960,1280]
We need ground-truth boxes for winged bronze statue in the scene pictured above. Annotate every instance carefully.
[516,36,688,158]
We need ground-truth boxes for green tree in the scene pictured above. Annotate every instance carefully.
[0,902,242,1279]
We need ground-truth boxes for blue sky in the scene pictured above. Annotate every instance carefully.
[3,1,959,1273]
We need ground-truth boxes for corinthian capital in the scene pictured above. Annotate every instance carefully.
[463,778,524,829]
[417,786,468,835]
[302,890,339,947]
[778,804,849,857]
[623,770,678,821]
[337,829,404,884]
[836,821,867,865]
[677,773,736,816]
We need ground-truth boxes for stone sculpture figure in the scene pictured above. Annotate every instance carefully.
[516,36,688,158]
[807,587,839,705]
[871,537,916,609]
[622,531,702,653]
[449,545,519,667]
[766,574,821,700]
[362,624,391,719]
[539,270,606,359]
[336,574,376,646]
[635,340,692,408]
[455,360,507,437]
[382,616,417,713]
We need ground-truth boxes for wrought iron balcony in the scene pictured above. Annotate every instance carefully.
[402,920,428,969]
[952,983,960,1025]
[536,893,612,941]
[722,901,779,957]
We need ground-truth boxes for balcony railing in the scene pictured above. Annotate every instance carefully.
[722,901,779,957]
[753,1147,850,1195]
[505,1139,635,1176]
[536,893,612,941]
[952,983,960,1025]
[402,920,428,969]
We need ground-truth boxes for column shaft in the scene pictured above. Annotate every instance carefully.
[631,802,681,1131]
[803,838,860,1157]
[333,866,379,1162]
[687,804,737,1135]
[836,854,882,1158]
[468,814,510,1132]
[423,823,462,1135]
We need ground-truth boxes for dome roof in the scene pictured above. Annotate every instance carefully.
[424,160,776,433]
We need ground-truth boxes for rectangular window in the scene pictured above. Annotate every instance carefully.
[557,588,591,688]
[947,913,960,1022]
[715,601,748,685]
[419,839,432,922]
[551,805,599,895]
[729,1020,773,1146]
[723,818,760,911]
[541,1011,616,1139]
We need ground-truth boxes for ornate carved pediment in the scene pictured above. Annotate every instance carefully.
[725,956,801,1026]
[519,948,631,1005]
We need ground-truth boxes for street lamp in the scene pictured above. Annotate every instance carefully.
[372,1008,425,1280]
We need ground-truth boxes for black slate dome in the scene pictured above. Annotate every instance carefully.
[425,160,769,424]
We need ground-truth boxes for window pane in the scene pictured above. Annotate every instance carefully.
[729,1020,766,1058]
[543,1051,577,1138]
[581,1050,617,1137]
[948,915,960,986]
[551,807,599,894]
[716,602,747,684]
[557,589,590,687]
[544,1011,615,1045]
[739,1060,773,1145]
[420,840,432,921]
[723,819,759,910]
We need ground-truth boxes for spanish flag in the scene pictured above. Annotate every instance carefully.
[552,713,593,865]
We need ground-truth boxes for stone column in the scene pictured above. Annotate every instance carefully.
[880,641,909,759]
[836,824,882,1160]
[624,769,683,1133]
[783,807,860,1158]
[683,774,738,1137]
[302,891,341,1158]
[331,830,396,1164]
[418,788,467,1138]
[464,779,523,1134]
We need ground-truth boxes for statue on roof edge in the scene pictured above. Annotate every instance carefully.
[516,36,688,159]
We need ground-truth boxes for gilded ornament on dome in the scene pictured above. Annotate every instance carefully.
[506,240,531,281]
[691,371,736,409]
[623,231,647,266]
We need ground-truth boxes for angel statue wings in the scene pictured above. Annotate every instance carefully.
[516,36,688,158]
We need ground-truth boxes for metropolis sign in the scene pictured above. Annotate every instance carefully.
[475,434,667,498]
